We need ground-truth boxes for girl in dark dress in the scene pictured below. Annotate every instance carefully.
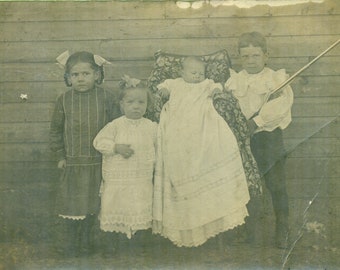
[50,51,120,256]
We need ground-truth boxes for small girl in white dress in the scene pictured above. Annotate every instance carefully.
[93,76,157,240]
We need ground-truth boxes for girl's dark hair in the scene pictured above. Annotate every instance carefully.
[64,51,105,86]
[238,32,267,53]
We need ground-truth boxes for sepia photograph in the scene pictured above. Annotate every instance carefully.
[0,0,339,269]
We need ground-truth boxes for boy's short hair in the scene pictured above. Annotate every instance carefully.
[238,32,267,53]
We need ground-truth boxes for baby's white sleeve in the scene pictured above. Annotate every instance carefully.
[93,122,117,155]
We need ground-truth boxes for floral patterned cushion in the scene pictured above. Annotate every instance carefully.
[213,91,262,197]
[145,50,262,198]
[148,49,231,87]
[146,50,232,122]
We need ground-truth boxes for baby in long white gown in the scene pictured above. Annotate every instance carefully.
[153,57,250,247]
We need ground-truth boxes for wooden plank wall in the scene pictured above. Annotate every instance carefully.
[0,1,339,244]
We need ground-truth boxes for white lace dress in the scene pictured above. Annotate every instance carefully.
[153,78,250,247]
[93,116,157,238]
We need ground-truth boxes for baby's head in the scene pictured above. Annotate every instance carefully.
[64,51,104,91]
[119,78,151,120]
[238,32,268,74]
[181,56,206,83]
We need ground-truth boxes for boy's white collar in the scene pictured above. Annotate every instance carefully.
[242,67,269,76]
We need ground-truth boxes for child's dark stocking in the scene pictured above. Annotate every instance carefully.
[57,218,80,257]
[271,190,289,249]
[244,197,263,244]
[100,232,119,258]
[79,215,96,255]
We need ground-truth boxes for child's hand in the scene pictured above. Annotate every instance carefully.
[58,159,66,169]
[159,88,170,99]
[115,144,134,159]
[268,89,284,101]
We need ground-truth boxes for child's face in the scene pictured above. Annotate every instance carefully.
[120,88,148,120]
[69,63,99,92]
[239,45,268,74]
[181,61,205,83]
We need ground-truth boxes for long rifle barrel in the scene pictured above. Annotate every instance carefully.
[265,39,340,102]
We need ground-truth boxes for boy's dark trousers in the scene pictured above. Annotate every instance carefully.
[249,128,289,248]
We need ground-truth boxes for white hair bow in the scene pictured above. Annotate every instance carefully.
[56,50,111,69]
[94,55,111,66]
[121,74,141,88]
[56,51,70,69]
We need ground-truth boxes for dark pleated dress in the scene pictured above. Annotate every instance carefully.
[50,87,120,217]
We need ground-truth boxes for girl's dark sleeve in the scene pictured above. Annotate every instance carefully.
[106,90,122,121]
[49,94,66,161]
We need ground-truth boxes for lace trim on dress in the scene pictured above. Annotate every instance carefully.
[152,206,248,247]
[168,169,245,202]
[100,212,152,226]
[102,167,154,180]
[101,222,152,239]
[100,207,152,238]
[59,214,86,220]
[123,116,144,126]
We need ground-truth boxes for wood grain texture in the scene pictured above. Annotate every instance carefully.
[0,61,154,82]
[0,122,51,143]
[0,158,335,182]
[0,103,54,123]
[287,177,339,198]
[0,116,337,144]
[1,16,339,43]
[1,36,339,63]
[0,82,119,103]
[0,1,339,186]
[284,117,339,139]
[292,97,340,117]
[0,99,338,124]
[1,76,339,104]
[285,137,339,157]
[0,56,339,84]
[0,143,52,162]
[0,1,339,22]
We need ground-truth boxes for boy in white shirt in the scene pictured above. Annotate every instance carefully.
[225,32,294,248]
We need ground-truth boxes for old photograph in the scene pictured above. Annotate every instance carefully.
[0,0,339,269]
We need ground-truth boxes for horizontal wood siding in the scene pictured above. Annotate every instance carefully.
[1,36,339,63]
[1,16,339,43]
[0,0,339,244]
